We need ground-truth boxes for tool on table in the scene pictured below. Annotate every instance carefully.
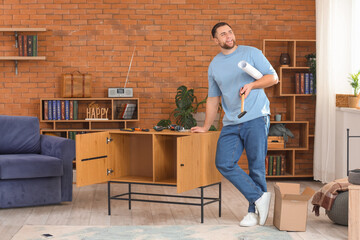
[153,126,166,131]
[131,127,150,132]
[120,128,134,132]
[153,125,185,132]
[169,124,185,132]
[237,92,247,119]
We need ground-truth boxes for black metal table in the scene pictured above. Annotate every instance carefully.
[107,181,222,223]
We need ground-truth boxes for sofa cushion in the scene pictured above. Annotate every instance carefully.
[0,115,41,154]
[0,154,63,180]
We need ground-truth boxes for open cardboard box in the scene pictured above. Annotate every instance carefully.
[273,182,316,231]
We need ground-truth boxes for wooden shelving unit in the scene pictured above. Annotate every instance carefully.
[39,98,140,138]
[263,39,316,178]
[0,28,46,74]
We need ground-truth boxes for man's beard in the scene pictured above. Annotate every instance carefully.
[220,40,236,49]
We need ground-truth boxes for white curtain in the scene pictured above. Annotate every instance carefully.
[314,0,360,183]
[314,0,336,183]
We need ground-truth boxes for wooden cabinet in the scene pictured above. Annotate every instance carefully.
[39,98,139,138]
[349,185,360,240]
[0,28,46,74]
[75,130,221,193]
[263,39,316,178]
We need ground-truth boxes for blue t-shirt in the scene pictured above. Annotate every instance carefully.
[208,45,278,126]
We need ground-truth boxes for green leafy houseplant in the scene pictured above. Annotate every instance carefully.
[348,70,360,97]
[305,53,316,93]
[157,85,220,130]
[347,70,360,108]
[173,85,197,129]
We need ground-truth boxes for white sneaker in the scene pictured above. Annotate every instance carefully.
[255,192,271,225]
[239,212,258,227]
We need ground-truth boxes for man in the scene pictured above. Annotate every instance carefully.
[191,22,278,227]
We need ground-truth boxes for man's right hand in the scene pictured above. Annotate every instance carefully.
[191,126,208,133]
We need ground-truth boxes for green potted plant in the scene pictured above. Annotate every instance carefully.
[156,85,197,129]
[348,70,360,108]
[305,53,316,94]
[173,85,197,129]
[157,85,220,130]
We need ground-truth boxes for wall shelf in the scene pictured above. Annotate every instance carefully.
[0,28,46,75]
[263,39,316,178]
[222,40,316,178]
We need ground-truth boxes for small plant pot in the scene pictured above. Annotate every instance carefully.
[348,96,359,108]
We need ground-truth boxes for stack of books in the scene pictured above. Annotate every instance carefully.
[265,155,286,176]
[18,35,38,56]
[295,72,315,94]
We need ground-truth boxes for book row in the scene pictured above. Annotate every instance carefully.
[295,72,316,94]
[18,35,38,56]
[43,100,79,120]
[266,155,286,176]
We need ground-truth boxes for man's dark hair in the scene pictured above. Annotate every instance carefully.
[211,22,232,38]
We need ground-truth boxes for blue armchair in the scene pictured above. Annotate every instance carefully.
[0,115,75,208]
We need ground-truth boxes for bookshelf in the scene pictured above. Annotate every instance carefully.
[263,39,316,178]
[39,98,139,138]
[0,28,46,75]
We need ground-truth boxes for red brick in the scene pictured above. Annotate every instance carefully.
[0,0,315,134]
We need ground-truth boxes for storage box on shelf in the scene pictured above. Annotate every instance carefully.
[40,98,139,139]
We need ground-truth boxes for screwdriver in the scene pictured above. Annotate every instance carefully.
[131,127,150,132]
[120,128,134,132]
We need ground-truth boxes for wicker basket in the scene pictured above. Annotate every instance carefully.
[336,94,352,107]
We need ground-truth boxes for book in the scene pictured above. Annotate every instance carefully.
[52,100,57,120]
[65,100,70,120]
[57,100,61,120]
[24,35,27,56]
[18,35,23,56]
[281,154,286,175]
[48,100,53,120]
[69,100,73,120]
[295,73,300,94]
[304,73,310,94]
[43,101,48,120]
[268,156,273,176]
[300,73,305,94]
[73,100,78,120]
[33,35,37,56]
[278,156,281,175]
[272,155,277,176]
[122,103,136,119]
[265,156,268,176]
[27,35,33,56]
[115,103,126,120]
[61,100,65,120]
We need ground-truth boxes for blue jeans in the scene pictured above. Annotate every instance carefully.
[215,116,270,213]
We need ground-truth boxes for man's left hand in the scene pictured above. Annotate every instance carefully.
[239,83,254,99]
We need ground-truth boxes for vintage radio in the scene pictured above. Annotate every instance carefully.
[108,88,133,98]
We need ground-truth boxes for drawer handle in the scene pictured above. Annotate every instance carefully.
[180,164,184,167]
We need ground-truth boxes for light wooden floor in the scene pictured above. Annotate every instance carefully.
[0,179,348,240]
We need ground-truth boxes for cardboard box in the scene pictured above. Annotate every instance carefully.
[273,182,315,231]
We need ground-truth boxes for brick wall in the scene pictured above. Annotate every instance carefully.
[0,0,315,128]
